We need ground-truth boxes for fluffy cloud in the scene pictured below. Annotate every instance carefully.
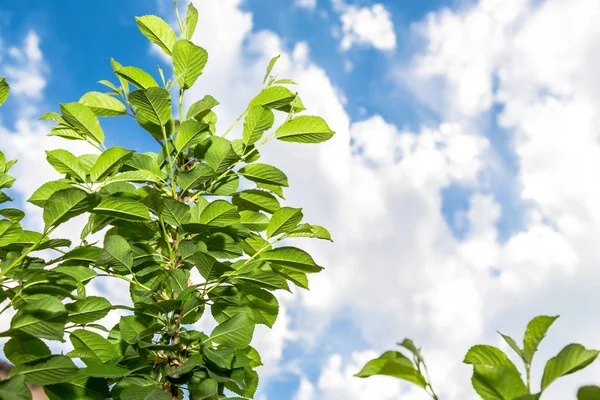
[295,0,317,11]
[338,4,397,51]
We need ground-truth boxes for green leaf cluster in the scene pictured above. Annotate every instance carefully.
[0,3,334,399]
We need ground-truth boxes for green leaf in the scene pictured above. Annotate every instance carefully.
[0,220,22,247]
[43,371,110,400]
[205,232,243,259]
[541,343,599,391]
[233,190,280,214]
[60,102,105,144]
[9,297,67,340]
[9,356,77,386]
[499,332,524,360]
[0,375,31,400]
[97,235,133,273]
[523,315,559,363]
[167,354,203,376]
[28,180,73,207]
[471,365,529,400]
[199,200,240,227]
[578,386,600,400]
[46,149,87,181]
[272,265,309,289]
[288,223,332,241]
[65,296,112,324]
[210,172,240,196]
[355,351,427,389]
[267,207,303,238]
[40,111,63,122]
[260,246,323,273]
[93,196,150,221]
[243,106,274,145]
[184,3,199,40]
[84,363,131,379]
[161,198,191,226]
[233,267,290,292]
[205,136,239,175]
[108,170,163,185]
[90,147,134,182]
[120,315,153,344]
[275,116,335,144]
[43,188,98,228]
[121,385,171,400]
[173,39,208,90]
[209,313,255,349]
[251,86,295,109]
[463,345,517,369]
[263,55,280,84]
[4,337,51,365]
[186,95,219,120]
[0,77,9,106]
[79,91,126,116]
[135,15,177,55]
[189,378,219,400]
[177,163,215,192]
[239,210,269,231]
[116,66,159,89]
[174,120,208,154]
[238,163,288,187]
[239,286,279,328]
[129,88,172,126]
[68,329,119,363]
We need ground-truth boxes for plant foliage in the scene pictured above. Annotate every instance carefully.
[356,316,600,399]
[0,3,334,399]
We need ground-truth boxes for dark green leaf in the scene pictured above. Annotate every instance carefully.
[209,313,255,349]
[4,337,51,365]
[9,356,77,385]
[578,386,600,400]
[0,375,31,400]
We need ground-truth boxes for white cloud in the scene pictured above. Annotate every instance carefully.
[338,4,397,51]
[295,0,317,11]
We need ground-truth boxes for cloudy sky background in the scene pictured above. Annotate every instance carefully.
[1,0,600,398]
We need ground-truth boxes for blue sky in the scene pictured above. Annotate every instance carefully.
[2,0,600,399]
